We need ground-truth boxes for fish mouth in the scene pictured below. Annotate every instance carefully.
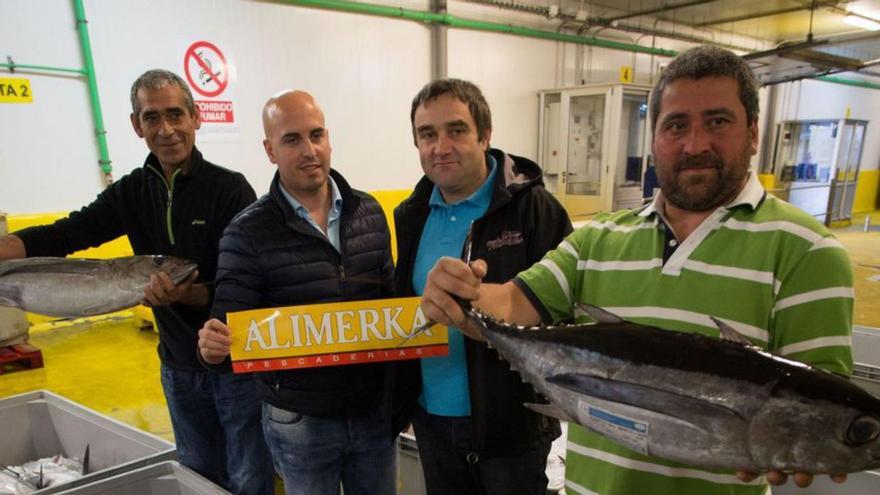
[171,263,198,284]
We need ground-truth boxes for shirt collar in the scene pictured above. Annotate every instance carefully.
[428,153,497,208]
[638,172,764,218]
[280,175,343,218]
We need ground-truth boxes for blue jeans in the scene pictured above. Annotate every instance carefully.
[160,365,274,495]
[411,405,552,495]
[262,403,397,495]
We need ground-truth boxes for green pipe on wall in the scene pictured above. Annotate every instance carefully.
[73,0,112,178]
[816,75,880,91]
[0,63,86,75]
[277,0,678,57]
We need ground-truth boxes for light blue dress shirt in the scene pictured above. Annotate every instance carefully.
[279,175,343,252]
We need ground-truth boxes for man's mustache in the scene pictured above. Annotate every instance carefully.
[676,154,723,171]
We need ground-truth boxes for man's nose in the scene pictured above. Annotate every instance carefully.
[682,126,711,155]
[433,134,452,156]
[302,139,316,158]
[158,117,174,136]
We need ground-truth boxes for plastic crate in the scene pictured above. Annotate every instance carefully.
[0,390,175,494]
[52,461,227,495]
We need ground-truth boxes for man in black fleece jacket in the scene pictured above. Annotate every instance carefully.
[0,69,272,495]
[198,90,396,495]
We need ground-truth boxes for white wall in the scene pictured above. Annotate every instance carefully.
[1,0,878,214]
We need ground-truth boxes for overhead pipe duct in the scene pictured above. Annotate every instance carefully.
[276,0,678,57]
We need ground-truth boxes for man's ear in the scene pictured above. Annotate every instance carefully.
[749,121,759,156]
[480,128,493,151]
[263,139,276,164]
[131,113,144,138]
[193,107,202,130]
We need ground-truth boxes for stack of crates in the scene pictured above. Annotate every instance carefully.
[0,390,226,494]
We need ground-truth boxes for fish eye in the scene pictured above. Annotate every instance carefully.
[152,255,165,267]
[846,414,880,445]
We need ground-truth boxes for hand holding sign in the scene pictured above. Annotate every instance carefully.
[199,318,233,364]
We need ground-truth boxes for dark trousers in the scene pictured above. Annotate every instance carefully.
[160,365,274,495]
[411,405,552,495]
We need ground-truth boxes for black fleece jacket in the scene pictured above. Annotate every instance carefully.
[393,148,573,457]
[16,148,255,370]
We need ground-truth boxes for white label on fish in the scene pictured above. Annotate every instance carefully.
[578,400,650,455]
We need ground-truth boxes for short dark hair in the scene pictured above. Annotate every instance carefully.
[410,78,492,145]
[650,45,760,132]
[130,69,197,117]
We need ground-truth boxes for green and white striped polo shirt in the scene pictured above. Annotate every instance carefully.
[516,174,854,495]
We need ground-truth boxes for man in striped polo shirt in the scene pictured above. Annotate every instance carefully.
[419,45,854,494]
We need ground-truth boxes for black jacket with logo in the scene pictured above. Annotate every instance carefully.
[209,169,395,417]
[393,148,573,457]
[15,148,256,370]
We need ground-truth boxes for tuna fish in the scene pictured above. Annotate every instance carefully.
[465,303,880,474]
[0,256,197,318]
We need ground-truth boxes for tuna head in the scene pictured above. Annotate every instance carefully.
[748,370,880,473]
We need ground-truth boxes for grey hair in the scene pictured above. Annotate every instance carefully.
[410,78,492,145]
[651,45,760,131]
[130,69,196,117]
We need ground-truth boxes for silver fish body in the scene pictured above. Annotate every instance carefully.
[0,256,197,317]
[467,307,880,474]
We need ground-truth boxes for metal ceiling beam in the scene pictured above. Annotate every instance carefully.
[692,6,807,27]
[604,0,721,23]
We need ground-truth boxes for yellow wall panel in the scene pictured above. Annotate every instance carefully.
[854,169,879,213]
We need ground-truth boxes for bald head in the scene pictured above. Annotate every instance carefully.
[261,89,333,199]
[262,90,325,139]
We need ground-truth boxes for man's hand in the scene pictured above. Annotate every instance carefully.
[421,257,487,339]
[736,470,847,488]
[198,318,232,364]
[142,270,208,307]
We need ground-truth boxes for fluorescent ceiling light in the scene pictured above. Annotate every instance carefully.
[844,15,880,31]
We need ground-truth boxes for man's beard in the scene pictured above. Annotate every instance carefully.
[660,149,750,211]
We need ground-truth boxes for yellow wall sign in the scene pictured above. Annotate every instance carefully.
[619,66,634,84]
[227,297,448,373]
[0,78,33,103]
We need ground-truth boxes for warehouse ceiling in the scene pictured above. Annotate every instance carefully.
[464,0,880,83]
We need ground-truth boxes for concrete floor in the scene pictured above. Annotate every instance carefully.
[1,211,879,449]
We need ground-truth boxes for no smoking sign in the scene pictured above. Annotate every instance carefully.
[184,40,229,98]
[180,39,238,132]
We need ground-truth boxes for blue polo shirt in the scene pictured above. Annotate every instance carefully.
[279,176,343,252]
[412,156,497,416]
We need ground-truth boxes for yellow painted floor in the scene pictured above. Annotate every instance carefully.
[0,211,878,450]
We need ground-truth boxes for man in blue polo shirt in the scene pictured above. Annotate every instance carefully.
[393,79,572,495]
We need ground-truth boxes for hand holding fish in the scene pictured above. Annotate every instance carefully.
[736,469,846,488]
[198,318,232,365]
[421,257,487,340]
[142,270,207,307]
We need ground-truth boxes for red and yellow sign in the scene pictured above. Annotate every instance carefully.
[227,297,448,373]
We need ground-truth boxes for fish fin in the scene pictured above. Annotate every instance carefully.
[0,285,23,310]
[574,303,625,324]
[0,257,100,276]
[711,317,754,346]
[546,372,745,422]
[524,402,576,422]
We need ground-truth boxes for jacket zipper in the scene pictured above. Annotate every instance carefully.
[148,166,181,246]
[166,170,181,245]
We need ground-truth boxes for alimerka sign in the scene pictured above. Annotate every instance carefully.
[227,297,448,373]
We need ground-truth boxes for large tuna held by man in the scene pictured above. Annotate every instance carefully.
[468,304,880,474]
